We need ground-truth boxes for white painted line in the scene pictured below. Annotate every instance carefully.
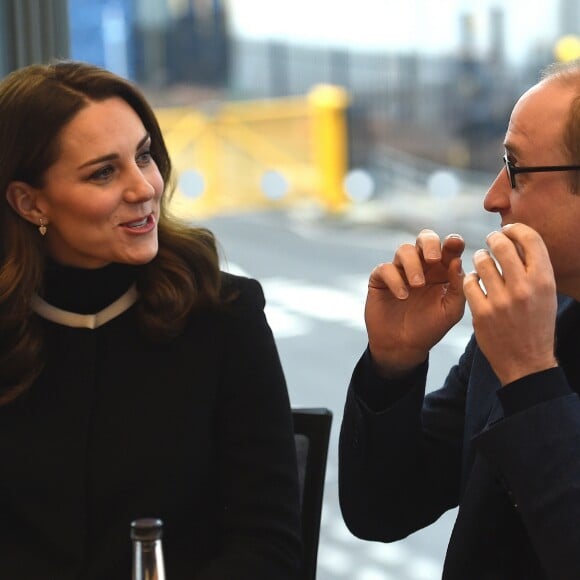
[317,544,355,576]
[405,556,444,580]
[355,567,399,580]
[366,541,409,566]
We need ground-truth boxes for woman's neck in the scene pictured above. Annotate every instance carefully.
[42,260,138,314]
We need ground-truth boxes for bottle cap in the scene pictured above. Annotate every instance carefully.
[131,518,164,541]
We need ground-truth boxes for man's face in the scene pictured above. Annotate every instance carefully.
[483,79,580,297]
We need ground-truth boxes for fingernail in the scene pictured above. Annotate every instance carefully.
[398,288,409,299]
[486,230,499,239]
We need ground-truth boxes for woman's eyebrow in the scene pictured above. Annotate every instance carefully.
[76,133,150,170]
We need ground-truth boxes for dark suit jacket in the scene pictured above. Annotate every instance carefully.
[0,270,301,579]
[339,296,580,579]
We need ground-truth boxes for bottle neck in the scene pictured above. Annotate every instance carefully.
[132,539,166,580]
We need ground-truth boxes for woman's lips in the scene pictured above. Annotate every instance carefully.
[125,217,148,228]
[120,213,156,232]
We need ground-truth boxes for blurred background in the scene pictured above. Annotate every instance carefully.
[2,1,580,578]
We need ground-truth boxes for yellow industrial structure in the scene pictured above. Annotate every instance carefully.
[155,85,351,220]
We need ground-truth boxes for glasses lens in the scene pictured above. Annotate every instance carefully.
[503,156,514,188]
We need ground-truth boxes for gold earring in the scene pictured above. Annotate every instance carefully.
[38,218,47,236]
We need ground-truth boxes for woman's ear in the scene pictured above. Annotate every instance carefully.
[5,181,45,224]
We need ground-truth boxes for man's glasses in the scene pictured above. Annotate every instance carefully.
[503,153,580,189]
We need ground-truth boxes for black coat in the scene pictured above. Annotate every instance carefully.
[339,296,580,579]
[0,268,301,579]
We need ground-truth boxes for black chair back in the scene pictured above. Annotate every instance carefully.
[292,407,333,580]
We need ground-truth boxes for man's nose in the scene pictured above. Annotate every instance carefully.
[483,168,510,213]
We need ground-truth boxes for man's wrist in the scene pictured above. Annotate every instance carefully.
[498,366,572,416]
[368,345,428,379]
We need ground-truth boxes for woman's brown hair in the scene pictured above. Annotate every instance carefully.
[0,60,222,404]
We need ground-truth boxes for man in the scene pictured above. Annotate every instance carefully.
[339,60,580,579]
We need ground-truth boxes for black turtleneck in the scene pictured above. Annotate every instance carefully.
[41,259,138,314]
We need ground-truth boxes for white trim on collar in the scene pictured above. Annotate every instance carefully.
[32,284,139,329]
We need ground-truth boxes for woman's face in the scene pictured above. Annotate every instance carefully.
[33,97,164,268]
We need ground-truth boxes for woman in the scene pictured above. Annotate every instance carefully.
[0,61,301,579]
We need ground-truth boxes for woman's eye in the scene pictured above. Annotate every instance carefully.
[136,150,153,166]
[89,165,115,181]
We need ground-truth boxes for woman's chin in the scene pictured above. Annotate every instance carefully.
[119,246,159,265]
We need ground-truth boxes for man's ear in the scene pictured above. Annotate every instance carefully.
[5,181,46,225]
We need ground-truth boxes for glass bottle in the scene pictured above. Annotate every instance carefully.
[131,518,166,580]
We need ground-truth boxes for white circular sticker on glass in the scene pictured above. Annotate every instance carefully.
[344,168,375,202]
[261,170,289,200]
[427,170,461,199]
[179,169,206,199]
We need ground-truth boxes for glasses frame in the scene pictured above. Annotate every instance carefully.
[503,153,580,189]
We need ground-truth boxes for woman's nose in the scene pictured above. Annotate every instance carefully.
[123,167,156,202]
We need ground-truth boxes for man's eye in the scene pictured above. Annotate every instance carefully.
[506,154,518,167]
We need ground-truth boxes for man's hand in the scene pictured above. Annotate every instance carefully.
[463,223,558,385]
[365,229,466,377]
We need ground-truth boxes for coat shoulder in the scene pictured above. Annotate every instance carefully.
[220,271,266,314]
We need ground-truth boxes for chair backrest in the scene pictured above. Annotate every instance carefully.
[292,407,333,580]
